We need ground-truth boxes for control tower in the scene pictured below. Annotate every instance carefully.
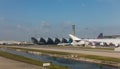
[72,25,75,36]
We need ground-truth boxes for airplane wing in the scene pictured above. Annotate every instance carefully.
[69,34,81,40]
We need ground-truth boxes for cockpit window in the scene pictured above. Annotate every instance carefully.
[75,40,80,42]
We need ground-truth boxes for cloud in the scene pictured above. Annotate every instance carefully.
[16,24,22,29]
[0,17,8,22]
[0,18,57,40]
[29,20,53,38]
[62,21,74,29]
[53,21,74,38]
[16,24,31,32]
[40,21,51,29]
[0,17,5,21]
[0,18,36,41]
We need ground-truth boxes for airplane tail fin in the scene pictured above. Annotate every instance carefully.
[97,33,103,39]
[69,34,81,40]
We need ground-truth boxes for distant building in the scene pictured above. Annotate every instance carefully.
[39,37,46,45]
[0,40,32,45]
[0,41,21,45]
[97,33,120,39]
[31,37,70,45]
[46,38,54,44]
[61,38,68,43]
[31,37,39,44]
[54,38,61,44]
[103,35,120,39]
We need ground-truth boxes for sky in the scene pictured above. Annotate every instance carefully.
[0,0,120,41]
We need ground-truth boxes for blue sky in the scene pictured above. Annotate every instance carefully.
[0,0,120,41]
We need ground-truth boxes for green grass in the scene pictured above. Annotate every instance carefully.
[0,51,69,69]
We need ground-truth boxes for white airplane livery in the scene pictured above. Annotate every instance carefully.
[69,34,120,47]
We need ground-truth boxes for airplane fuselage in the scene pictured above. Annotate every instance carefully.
[69,34,120,46]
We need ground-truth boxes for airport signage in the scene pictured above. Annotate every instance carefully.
[43,63,51,67]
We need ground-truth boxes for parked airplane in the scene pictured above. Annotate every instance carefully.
[69,34,120,47]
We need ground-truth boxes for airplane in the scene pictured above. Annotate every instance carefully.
[69,34,120,47]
